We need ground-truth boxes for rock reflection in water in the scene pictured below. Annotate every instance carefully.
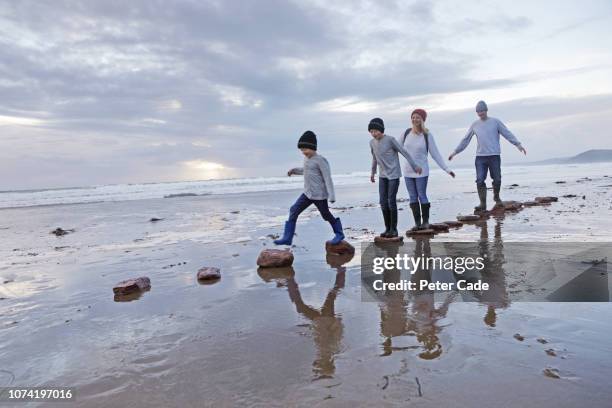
[257,252,352,380]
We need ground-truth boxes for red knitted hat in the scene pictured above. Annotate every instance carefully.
[411,108,427,121]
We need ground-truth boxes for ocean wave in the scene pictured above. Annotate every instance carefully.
[0,172,372,209]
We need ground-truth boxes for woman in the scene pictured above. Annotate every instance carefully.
[400,109,455,230]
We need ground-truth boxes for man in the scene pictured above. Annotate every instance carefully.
[448,101,526,211]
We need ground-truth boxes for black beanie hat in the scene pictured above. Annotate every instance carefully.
[297,130,317,150]
[368,117,384,133]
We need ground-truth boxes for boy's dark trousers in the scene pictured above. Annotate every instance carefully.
[379,177,400,234]
[274,193,343,246]
[289,193,335,222]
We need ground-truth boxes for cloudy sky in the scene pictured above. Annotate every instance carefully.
[1,0,612,189]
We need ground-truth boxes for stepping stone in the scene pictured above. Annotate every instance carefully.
[325,240,355,255]
[406,228,436,236]
[257,249,294,268]
[442,220,463,228]
[429,223,450,231]
[523,201,539,207]
[501,200,523,210]
[472,207,491,216]
[197,266,221,281]
[535,196,558,203]
[113,276,151,296]
[491,201,523,213]
[457,214,481,222]
[543,368,560,379]
[374,235,404,243]
[51,227,74,236]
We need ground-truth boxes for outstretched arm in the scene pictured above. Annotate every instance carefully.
[497,119,526,155]
[287,167,304,176]
[449,125,474,160]
[391,137,421,174]
[428,133,454,177]
[370,147,377,182]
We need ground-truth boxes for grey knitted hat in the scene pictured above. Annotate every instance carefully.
[476,100,488,112]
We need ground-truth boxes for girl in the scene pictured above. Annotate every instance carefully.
[400,109,455,230]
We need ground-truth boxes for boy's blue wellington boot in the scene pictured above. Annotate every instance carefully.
[328,218,345,245]
[274,221,296,245]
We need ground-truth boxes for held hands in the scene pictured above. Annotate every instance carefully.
[414,166,423,175]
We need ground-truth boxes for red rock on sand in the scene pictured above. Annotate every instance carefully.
[429,223,450,231]
[491,201,523,213]
[197,266,221,281]
[443,220,463,228]
[257,249,294,268]
[325,240,355,255]
[457,214,481,222]
[503,201,523,210]
[113,276,151,296]
[374,235,404,243]
[535,196,558,203]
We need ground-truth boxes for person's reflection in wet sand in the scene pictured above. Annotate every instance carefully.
[257,252,351,380]
[472,214,510,327]
[379,238,455,360]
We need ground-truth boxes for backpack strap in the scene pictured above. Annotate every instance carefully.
[402,127,429,153]
[402,128,411,145]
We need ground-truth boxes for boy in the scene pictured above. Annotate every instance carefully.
[274,130,345,245]
[448,100,526,211]
[369,118,422,238]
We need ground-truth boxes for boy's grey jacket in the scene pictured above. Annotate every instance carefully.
[290,153,336,202]
[453,117,522,156]
[370,134,418,179]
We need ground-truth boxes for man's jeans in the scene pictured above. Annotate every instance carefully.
[475,155,501,187]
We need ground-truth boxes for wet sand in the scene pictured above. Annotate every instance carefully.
[1,163,612,407]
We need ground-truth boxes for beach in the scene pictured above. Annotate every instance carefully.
[2,162,612,407]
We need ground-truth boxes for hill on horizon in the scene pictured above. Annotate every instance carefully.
[526,149,612,165]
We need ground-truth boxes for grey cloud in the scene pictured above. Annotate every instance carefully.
[0,0,609,189]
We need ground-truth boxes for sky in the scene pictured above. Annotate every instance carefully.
[1,0,612,189]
